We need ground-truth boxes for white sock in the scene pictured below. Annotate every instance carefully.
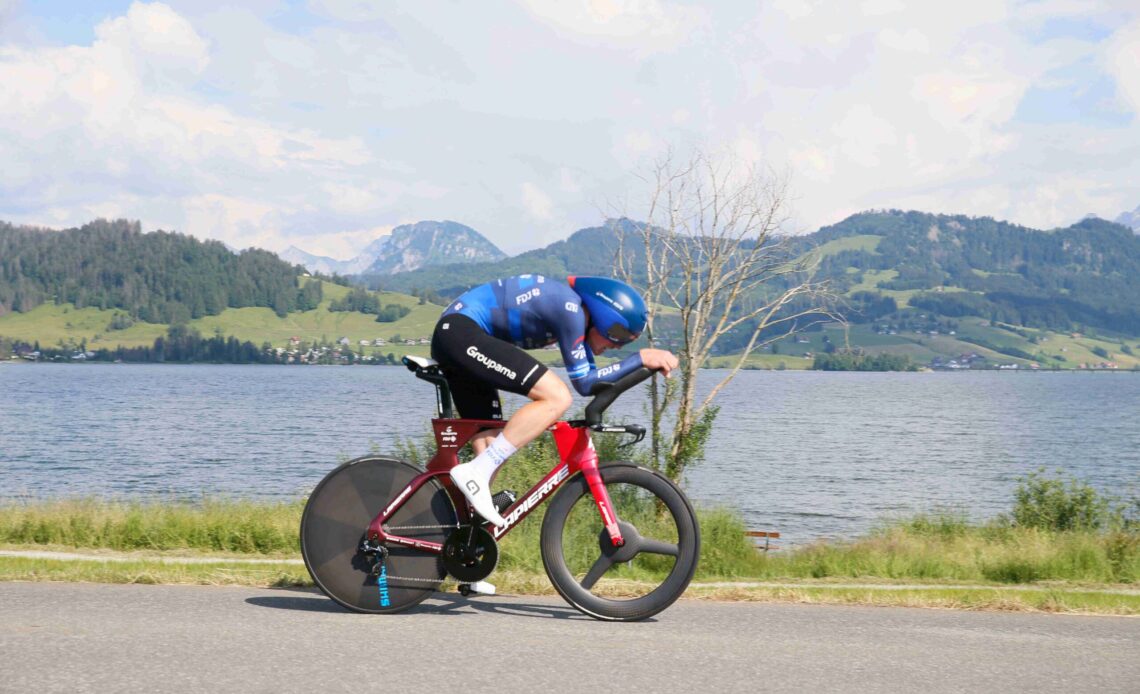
[468,433,518,482]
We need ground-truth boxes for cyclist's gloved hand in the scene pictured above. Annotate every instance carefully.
[639,348,678,377]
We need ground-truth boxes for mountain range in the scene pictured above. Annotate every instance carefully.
[371,210,1140,338]
[301,205,1139,291]
[8,208,1137,338]
[4,208,1140,368]
[281,220,505,276]
[1114,204,1140,232]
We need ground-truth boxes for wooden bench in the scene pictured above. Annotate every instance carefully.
[746,530,781,551]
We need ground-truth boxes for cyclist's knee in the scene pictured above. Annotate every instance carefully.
[529,372,573,416]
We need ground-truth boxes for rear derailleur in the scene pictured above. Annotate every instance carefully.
[359,537,389,577]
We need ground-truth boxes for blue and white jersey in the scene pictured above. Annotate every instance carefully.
[441,275,644,396]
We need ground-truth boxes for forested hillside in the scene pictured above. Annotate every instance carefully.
[5,212,1138,369]
[0,219,322,323]
[814,211,1140,334]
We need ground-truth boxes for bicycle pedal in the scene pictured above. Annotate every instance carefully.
[491,490,517,514]
[458,581,496,597]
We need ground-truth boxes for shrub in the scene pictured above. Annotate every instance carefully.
[1009,469,1116,532]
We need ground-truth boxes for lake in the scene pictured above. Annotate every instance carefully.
[1,363,1137,544]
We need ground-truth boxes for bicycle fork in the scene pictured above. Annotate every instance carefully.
[551,422,625,548]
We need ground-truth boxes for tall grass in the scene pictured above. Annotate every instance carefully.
[2,464,1136,586]
[749,515,1138,584]
[0,497,301,555]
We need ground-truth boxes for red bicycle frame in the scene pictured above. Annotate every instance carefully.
[365,418,625,553]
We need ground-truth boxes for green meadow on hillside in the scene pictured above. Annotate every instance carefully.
[0,280,442,352]
[4,274,1139,370]
[811,233,883,257]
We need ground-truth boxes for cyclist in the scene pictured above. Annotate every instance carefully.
[430,275,678,527]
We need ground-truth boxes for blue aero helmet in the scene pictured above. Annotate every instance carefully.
[567,276,648,345]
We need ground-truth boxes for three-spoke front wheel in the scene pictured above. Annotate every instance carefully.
[540,463,700,621]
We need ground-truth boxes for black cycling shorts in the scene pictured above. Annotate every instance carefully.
[430,314,549,420]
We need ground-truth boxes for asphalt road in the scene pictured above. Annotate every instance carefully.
[2,583,1137,693]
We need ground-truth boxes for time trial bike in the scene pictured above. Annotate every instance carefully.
[300,355,700,621]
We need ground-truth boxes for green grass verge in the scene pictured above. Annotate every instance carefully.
[3,461,1134,613]
[2,498,1137,612]
[0,498,304,555]
[2,555,1135,614]
[0,554,310,587]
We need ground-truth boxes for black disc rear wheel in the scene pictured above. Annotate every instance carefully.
[540,463,700,621]
[300,456,456,614]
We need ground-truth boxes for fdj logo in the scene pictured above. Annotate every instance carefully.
[565,302,579,313]
[515,287,541,305]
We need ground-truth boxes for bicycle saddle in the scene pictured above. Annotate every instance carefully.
[403,355,439,372]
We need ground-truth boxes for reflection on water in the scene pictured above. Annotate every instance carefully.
[2,364,1137,543]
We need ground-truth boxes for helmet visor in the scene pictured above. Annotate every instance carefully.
[604,323,640,345]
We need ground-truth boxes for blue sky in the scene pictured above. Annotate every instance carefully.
[1,0,1138,257]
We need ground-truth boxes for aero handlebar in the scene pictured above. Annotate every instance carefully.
[580,367,657,442]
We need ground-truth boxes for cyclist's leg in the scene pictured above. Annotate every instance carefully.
[502,370,573,446]
[464,373,569,458]
[454,372,572,526]
[470,432,494,455]
[431,315,571,525]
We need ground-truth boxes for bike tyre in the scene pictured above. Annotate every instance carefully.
[540,462,700,622]
[300,456,455,614]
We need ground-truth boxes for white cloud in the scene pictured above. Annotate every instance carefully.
[833,105,898,167]
[95,2,210,77]
[789,145,834,179]
[1104,18,1140,115]
[878,28,930,53]
[184,194,278,250]
[620,129,656,156]
[860,0,905,16]
[3,0,1140,258]
[516,0,709,52]
[558,168,583,194]
[521,182,554,220]
[0,2,382,249]
[302,224,396,260]
[306,0,390,22]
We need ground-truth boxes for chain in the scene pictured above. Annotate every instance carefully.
[372,523,474,585]
[382,574,448,585]
[382,523,461,532]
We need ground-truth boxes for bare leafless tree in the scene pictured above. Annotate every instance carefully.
[615,148,837,482]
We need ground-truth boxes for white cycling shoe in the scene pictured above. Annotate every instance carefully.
[449,463,508,528]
